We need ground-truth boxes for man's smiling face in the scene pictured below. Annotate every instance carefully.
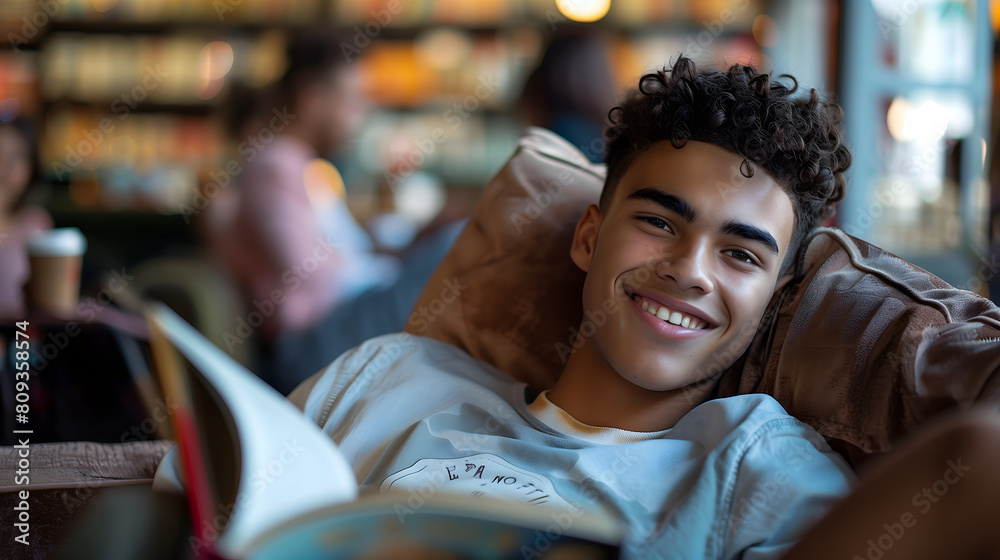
[570,140,796,393]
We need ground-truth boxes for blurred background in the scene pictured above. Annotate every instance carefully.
[2,4,999,554]
[1,0,998,397]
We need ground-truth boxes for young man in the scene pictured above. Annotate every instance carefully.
[291,57,1000,558]
[290,56,852,558]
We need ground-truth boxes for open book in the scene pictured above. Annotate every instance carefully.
[146,303,622,559]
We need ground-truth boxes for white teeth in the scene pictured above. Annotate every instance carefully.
[635,294,709,330]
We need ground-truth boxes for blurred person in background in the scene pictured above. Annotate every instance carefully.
[205,30,462,393]
[0,117,52,318]
[208,30,390,343]
[518,30,619,164]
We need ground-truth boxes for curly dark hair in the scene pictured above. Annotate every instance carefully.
[602,55,851,274]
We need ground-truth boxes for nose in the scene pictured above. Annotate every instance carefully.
[655,239,716,294]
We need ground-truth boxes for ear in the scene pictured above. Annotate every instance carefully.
[773,272,794,293]
[570,204,602,273]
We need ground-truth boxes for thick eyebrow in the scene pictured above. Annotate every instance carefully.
[721,220,780,255]
[626,186,780,255]
[626,187,697,223]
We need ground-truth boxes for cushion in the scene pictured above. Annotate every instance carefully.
[406,127,1000,467]
[404,127,603,390]
[715,227,1000,467]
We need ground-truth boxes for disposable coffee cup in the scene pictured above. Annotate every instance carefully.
[25,228,87,316]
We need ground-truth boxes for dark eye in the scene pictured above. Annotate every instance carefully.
[639,216,673,232]
[724,249,757,265]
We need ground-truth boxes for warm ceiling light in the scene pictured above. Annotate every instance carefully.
[555,0,611,22]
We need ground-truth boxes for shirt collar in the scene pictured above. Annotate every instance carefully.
[526,390,671,445]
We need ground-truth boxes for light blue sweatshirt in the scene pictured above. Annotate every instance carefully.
[291,333,855,559]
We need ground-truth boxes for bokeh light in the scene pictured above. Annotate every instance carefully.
[416,28,473,71]
[555,0,611,22]
[196,41,234,100]
[304,158,346,210]
[887,97,950,142]
[90,0,118,13]
[752,15,780,48]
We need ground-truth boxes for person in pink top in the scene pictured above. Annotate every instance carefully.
[211,32,383,341]
[206,32,461,392]
[0,117,53,319]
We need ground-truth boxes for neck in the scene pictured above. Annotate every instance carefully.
[547,338,716,432]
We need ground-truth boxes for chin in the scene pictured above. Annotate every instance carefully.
[603,346,705,394]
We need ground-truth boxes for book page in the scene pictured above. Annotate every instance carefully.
[147,304,358,558]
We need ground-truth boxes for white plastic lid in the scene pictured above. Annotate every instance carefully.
[26,227,88,257]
